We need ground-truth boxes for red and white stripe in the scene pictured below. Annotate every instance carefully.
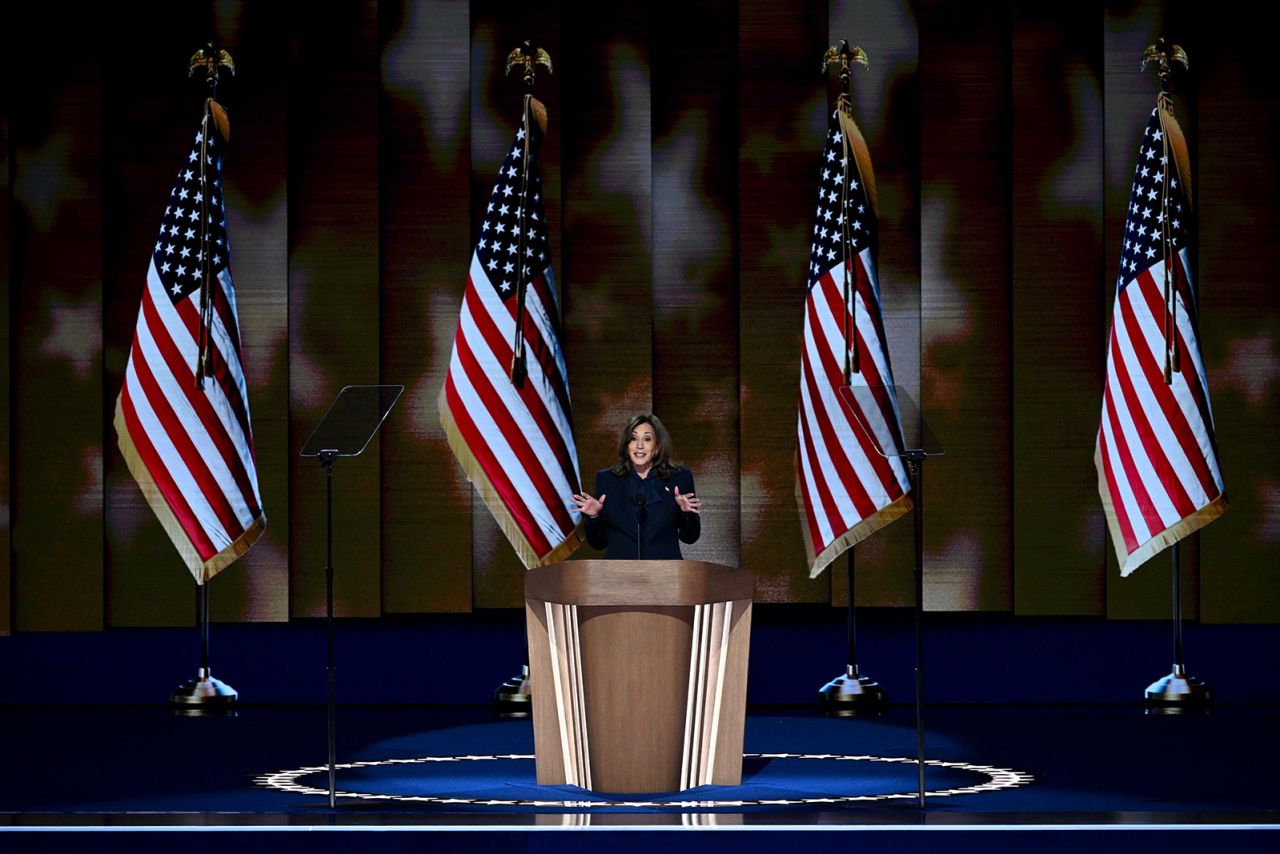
[441,255,582,568]
[1095,249,1225,576]
[797,246,912,578]
[116,260,263,581]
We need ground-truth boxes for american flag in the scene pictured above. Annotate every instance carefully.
[1095,100,1226,577]
[439,98,584,568]
[796,104,913,579]
[114,102,265,583]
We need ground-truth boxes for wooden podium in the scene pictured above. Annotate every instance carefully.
[524,560,753,794]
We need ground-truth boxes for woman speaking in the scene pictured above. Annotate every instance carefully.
[571,414,701,560]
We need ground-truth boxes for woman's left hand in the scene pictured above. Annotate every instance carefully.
[674,486,701,514]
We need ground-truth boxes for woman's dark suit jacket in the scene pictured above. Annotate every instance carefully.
[583,466,700,560]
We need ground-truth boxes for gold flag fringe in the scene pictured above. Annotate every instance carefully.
[1094,441,1227,577]
[114,395,265,584]
[796,450,913,579]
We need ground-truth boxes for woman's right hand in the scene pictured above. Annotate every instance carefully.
[572,492,606,519]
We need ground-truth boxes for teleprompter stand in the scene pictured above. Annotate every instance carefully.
[841,383,944,809]
[300,384,403,808]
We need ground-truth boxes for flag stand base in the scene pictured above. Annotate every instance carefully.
[818,665,888,714]
[170,666,238,708]
[1144,663,1212,712]
[493,665,532,718]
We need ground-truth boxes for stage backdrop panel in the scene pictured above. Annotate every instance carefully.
[0,0,1275,632]
[737,0,830,605]
[653,0,741,571]
[287,0,383,619]
[378,0,474,614]
[10,15,105,632]
[1010,2,1107,617]
[918,0,1013,612]
[1194,17,1280,624]
[0,100,9,636]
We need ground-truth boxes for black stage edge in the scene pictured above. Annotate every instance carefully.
[1,825,1277,854]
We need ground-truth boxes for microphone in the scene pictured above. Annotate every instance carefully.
[633,492,645,560]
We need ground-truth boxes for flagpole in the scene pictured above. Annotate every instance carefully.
[818,549,888,711]
[170,43,239,713]
[1144,542,1211,708]
[170,581,238,709]
[1135,39,1211,712]
[907,450,927,808]
[1173,543,1184,668]
[816,40,887,714]
[494,40,553,715]
[187,42,234,389]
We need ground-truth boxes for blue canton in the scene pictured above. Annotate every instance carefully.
[151,117,229,306]
[1117,108,1191,296]
[476,119,550,301]
[807,110,876,292]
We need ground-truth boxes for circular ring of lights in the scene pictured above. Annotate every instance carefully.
[256,752,1033,808]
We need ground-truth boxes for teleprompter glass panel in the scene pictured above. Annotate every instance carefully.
[300,385,404,458]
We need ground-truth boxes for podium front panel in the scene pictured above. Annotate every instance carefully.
[524,560,752,794]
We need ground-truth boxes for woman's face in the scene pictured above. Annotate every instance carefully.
[628,423,657,474]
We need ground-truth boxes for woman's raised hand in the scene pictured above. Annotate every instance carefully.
[674,486,701,514]
[572,491,606,518]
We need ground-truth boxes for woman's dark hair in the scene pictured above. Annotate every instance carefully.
[611,413,679,479]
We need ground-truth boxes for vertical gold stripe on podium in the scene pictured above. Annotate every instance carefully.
[544,602,576,786]
[702,601,733,783]
[674,601,736,788]
[684,602,720,788]
[560,603,578,784]
[680,604,706,789]
[694,603,714,785]
[696,603,723,781]
[680,604,711,793]
[565,604,592,791]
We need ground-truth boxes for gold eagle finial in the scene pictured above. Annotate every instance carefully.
[189,43,236,89]
[505,41,553,89]
[1141,38,1188,89]
[822,39,869,77]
